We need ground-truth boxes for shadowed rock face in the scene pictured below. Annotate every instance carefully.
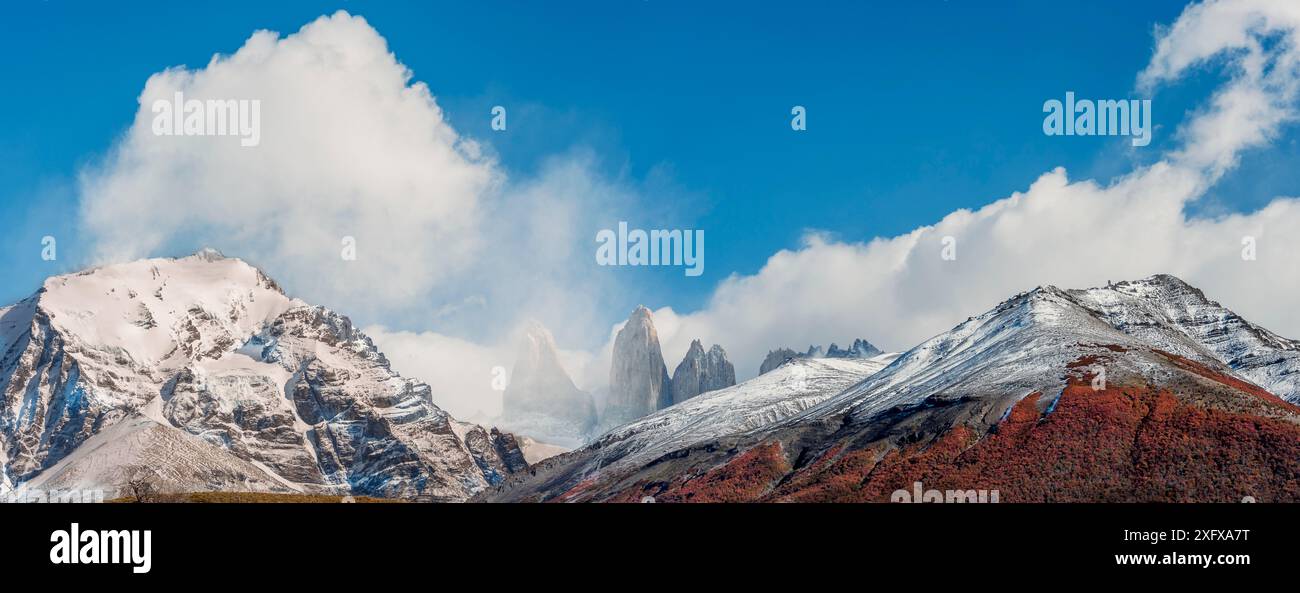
[605,306,671,427]
[826,339,883,359]
[759,348,799,376]
[669,340,735,405]
[759,338,883,375]
[501,322,596,439]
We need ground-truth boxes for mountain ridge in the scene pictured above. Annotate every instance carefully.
[1,249,526,500]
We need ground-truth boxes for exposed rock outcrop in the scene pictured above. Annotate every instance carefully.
[669,340,735,404]
[759,348,800,375]
[605,306,671,427]
[826,338,882,359]
[758,338,883,375]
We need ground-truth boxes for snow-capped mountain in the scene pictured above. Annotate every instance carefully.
[0,250,526,500]
[799,275,1300,426]
[481,275,1300,503]
[1069,275,1300,404]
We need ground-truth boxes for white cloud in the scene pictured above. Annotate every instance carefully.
[638,0,1300,380]
[80,11,498,316]
[1140,0,1300,178]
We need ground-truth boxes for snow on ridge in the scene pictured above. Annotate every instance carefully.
[1067,274,1300,402]
[782,283,1145,426]
[584,356,893,473]
[781,274,1300,430]
[35,251,296,367]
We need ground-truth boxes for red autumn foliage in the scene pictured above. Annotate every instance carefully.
[768,442,882,503]
[767,380,1300,502]
[593,351,1300,503]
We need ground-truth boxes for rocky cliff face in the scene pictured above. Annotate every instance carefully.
[0,250,526,500]
[826,338,882,359]
[605,306,671,427]
[759,348,799,375]
[669,340,735,405]
[500,322,596,443]
[758,338,883,375]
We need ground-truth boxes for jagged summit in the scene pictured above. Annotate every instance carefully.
[758,337,885,375]
[825,338,882,359]
[669,339,735,405]
[1068,274,1300,401]
[2,255,526,500]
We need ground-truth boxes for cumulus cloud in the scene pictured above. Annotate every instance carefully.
[1140,0,1300,179]
[639,0,1300,380]
[80,12,499,316]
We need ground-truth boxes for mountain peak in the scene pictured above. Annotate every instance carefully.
[501,321,596,442]
[607,305,671,426]
[1086,274,1198,295]
[628,305,654,321]
[519,320,560,355]
[520,318,556,343]
[186,247,227,262]
[669,339,736,405]
[29,253,297,370]
[488,275,1300,504]
[1142,273,1191,286]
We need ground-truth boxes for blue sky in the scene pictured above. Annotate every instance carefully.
[2,0,1297,345]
